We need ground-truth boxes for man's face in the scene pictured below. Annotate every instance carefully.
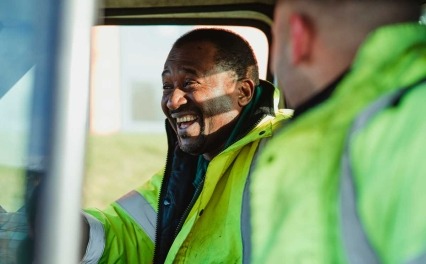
[161,41,242,160]
[271,1,313,108]
[271,2,290,81]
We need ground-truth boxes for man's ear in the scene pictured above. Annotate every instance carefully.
[289,13,313,65]
[237,79,255,107]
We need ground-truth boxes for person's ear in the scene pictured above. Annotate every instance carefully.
[289,13,313,65]
[237,79,255,107]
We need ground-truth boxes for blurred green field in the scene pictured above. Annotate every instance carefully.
[83,133,168,209]
[0,166,25,212]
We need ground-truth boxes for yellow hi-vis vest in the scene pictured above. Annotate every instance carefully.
[251,23,426,264]
[83,84,291,263]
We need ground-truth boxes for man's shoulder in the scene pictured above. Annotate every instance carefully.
[353,78,426,147]
[350,79,426,262]
[351,78,426,184]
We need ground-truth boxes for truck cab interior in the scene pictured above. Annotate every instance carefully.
[0,0,425,263]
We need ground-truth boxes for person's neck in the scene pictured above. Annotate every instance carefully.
[293,69,348,118]
[202,146,223,161]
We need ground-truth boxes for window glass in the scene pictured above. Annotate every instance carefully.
[0,68,34,210]
[0,2,38,263]
[0,0,59,262]
[85,25,269,208]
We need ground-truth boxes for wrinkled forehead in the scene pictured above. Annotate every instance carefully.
[168,41,217,62]
[164,41,219,74]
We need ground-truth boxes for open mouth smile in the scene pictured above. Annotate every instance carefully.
[175,114,198,129]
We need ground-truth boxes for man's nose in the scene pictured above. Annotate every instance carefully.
[166,88,187,110]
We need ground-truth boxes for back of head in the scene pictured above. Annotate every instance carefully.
[272,0,424,107]
[173,28,260,85]
[280,0,423,32]
[305,0,422,50]
[280,0,424,7]
[285,0,423,65]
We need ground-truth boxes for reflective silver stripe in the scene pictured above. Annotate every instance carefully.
[340,88,409,264]
[116,190,157,242]
[81,212,105,264]
[241,137,269,264]
[407,253,426,264]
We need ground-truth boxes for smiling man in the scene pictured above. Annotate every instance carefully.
[161,39,245,160]
[80,28,291,263]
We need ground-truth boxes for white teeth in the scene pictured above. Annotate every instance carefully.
[176,115,196,123]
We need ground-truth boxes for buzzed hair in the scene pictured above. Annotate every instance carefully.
[280,0,424,3]
[173,28,260,85]
[278,0,425,10]
[279,0,423,37]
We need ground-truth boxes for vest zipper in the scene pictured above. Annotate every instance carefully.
[173,177,205,239]
[153,113,269,263]
[153,122,175,264]
[171,113,267,241]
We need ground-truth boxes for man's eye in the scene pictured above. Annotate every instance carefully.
[184,80,196,88]
[163,84,173,90]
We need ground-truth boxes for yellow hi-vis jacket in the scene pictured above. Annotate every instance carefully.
[82,81,292,263]
[251,24,426,264]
